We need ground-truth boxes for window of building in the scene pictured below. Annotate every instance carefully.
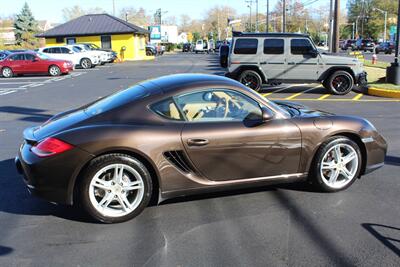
[264,39,284,54]
[55,36,64,43]
[101,35,112,49]
[233,38,258,54]
[66,37,76,44]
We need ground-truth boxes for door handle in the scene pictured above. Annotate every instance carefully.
[187,138,209,146]
[260,61,267,65]
[288,62,296,65]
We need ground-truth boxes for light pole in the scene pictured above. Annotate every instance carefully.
[282,0,286,32]
[373,7,387,42]
[266,0,269,32]
[246,1,253,32]
[386,0,400,84]
[255,0,259,32]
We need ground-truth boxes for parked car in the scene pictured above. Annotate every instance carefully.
[76,43,117,62]
[0,52,73,78]
[73,44,113,64]
[194,39,209,53]
[37,46,100,69]
[375,42,394,54]
[182,43,192,52]
[341,39,356,51]
[146,45,157,56]
[0,50,11,61]
[15,73,387,223]
[352,39,375,52]
[225,32,367,95]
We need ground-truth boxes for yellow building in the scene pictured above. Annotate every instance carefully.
[36,14,150,61]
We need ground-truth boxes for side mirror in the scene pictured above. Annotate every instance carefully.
[33,57,39,62]
[309,50,318,58]
[69,51,73,54]
[261,107,274,121]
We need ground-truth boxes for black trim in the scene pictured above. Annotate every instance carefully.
[164,151,198,174]
[231,62,257,64]
[233,31,309,38]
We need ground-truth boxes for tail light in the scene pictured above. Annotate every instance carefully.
[31,137,73,157]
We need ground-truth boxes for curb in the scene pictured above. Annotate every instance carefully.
[368,87,400,98]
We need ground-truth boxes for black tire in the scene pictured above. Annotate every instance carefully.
[238,70,262,91]
[1,67,13,78]
[80,58,92,69]
[80,154,153,223]
[48,65,61,76]
[325,70,354,95]
[310,136,362,192]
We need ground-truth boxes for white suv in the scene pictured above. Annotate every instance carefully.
[71,44,112,65]
[226,32,367,95]
[37,46,99,69]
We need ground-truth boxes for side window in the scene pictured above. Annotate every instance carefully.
[291,38,314,55]
[60,47,70,54]
[24,54,35,61]
[264,39,284,54]
[43,48,50,53]
[234,38,258,54]
[175,89,262,122]
[150,98,182,121]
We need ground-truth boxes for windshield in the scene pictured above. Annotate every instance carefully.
[89,44,100,49]
[84,85,150,116]
[36,52,50,60]
[72,46,82,52]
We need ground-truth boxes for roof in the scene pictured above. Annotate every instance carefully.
[232,31,310,38]
[36,14,149,38]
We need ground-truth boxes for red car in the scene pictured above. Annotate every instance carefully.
[0,52,73,78]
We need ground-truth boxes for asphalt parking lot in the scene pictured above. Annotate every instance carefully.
[0,53,399,266]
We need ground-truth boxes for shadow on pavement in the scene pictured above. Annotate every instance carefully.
[385,155,400,166]
[0,158,93,223]
[362,223,400,257]
[0,106,52,123]
[0,245,13,256]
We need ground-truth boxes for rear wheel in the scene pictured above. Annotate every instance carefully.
[310,136,361,192]
[239,70,262,91]
[80,58,92,69]
[48,65,61,76]
[1,67,13,78]
[325,70,354,95]
[80,154,152,223]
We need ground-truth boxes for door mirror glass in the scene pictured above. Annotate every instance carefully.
[261,107,274,121]
[309,50,318,57]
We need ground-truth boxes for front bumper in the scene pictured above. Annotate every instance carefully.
[15,141,93,205]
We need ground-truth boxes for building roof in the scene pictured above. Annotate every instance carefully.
[36,14,149,38]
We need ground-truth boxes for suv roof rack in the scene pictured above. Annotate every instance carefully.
[232,31,310,38]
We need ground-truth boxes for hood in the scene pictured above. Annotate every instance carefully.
[320,54,360,66]
[273,100,333,117]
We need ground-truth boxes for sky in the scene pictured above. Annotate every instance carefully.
[1,0,347,23]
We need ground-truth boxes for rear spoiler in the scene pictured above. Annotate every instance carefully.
[23,127,38,143]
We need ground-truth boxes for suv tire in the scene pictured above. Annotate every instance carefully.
[80,58,92,69]
[239,70,262,91]
[325,70,354,95]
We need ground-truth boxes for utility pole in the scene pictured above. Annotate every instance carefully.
[386,0,400,84]
[255,0,259,32]
[112,0,115,16]
[373,8,387,42]
[328,0,334,52]
[266,0,269,32]
[246,0,253,32]
[332,0,340,53]
[282,0,286,32]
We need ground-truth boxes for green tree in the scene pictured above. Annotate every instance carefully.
[14,2,38,46]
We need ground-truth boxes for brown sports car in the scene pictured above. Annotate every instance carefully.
[15,74,387,223]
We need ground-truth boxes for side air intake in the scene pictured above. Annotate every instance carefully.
[163,150,198,174]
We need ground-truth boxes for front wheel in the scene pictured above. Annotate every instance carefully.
[324,70,354,95]
[310,136,362,192]
[80,58,92,69]
[238,70,262,91]
[1,67,13,78]
[80,154,153,223]
[48,65,61,76]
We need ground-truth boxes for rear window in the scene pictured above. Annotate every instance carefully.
[85,85,150,116]
[234,38,258,54]
[264,39,284,54]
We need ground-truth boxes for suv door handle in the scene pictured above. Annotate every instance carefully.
[260,61,267,65]
[187,138,209,146]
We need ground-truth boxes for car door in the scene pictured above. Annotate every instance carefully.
[284,38,321,81]
[7,54,25,73]
[260,38,286,80]
[23,53,45,73]
[177,88,302,181]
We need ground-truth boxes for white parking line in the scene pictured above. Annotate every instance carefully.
[0,90,17,95]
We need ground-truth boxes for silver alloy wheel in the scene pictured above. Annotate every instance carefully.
[89,163,145,217]
[49,66,60,76]
[320,143,359,189]
[2,67,12,78]
[81,59,90,69]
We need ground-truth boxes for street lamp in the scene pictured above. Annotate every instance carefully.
[246,0,253,32]
[373,7,387,42]
[386,0,400,84]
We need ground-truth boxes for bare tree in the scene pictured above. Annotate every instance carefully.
[61,5,105,22]
[119,7,152,27]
